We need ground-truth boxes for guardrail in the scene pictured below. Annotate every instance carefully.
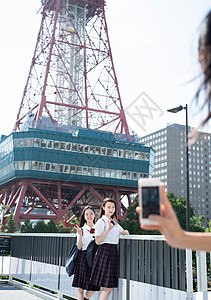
[0,233,210,300]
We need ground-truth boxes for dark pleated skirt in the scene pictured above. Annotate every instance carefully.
[72,250,100,291]
[90,243,119,288]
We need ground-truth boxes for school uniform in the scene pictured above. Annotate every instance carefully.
[90,215,123,288]
[72,224,100,291]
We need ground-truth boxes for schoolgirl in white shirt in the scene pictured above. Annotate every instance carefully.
[90,198,129,300]
[72,206,100,300]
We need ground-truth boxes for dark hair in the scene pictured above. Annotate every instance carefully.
[78,205,96,227]
[99,198,118,220]
[195,10,211,128]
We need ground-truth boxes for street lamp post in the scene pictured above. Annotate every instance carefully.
[167,104,190,231]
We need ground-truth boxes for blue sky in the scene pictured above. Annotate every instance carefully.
[0,0,210,136]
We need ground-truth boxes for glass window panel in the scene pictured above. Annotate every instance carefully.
[124,150,128,158]
[84,145,89,153]
[100,168,105,177]
[76,166,82,175]
[129,151,134,159]
[45,163,51,171]
[70,166,76,174]
[144,173,148,178]
[145,153,150,160]
[107,148,112,156]
[140,152,144,160]
[88,167,93,176]
[113,149,118,157]
[82,167,88,175]
[64,165,69,173]
[34,138,40,147]
[17,139,23,147]
[94,168,100,176]
[122,171,127,179]
[66,142,71,151]
[101,147,106,155]
[116,170,121,179]
[53,141,59,149]
[58,164,63,172]
[38,162,45,171]
[30,138,34,147]
[133,172,138,180]
[18,161,23,170]
[134,152,139,160]
[111,170,116,178]
[96,146,101,155]
[72,143,77,151]
[47,140,53,148]
[139,173,144,178]
[60,142,65,150]
[118,149,123,158]
[41,139,47,148]
[90,146,95,154]
[23,161,30,170]
[24,139,30,147]
[127,171,132,180]
[51,163,57,172]
[32,161,38,170]
[78,144,83,152]
[105,169,110,178]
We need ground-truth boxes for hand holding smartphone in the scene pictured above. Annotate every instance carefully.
[138,178,163,225]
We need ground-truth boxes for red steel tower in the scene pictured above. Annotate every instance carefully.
[15,0,130,135]
[0,0,153,229]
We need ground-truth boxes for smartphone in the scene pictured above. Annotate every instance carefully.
[138,178,163,225]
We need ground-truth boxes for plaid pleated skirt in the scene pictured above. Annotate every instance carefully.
[90,243,119,288]
[72,250,100,291]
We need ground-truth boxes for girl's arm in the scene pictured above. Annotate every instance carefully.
[74,225,83,250]
[95,220,114,245]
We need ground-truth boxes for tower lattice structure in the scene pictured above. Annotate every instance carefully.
[15,0,129,135]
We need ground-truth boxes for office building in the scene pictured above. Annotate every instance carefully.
[139,124,211,228]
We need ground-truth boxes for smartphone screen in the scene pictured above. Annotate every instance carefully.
[142,186,160,218]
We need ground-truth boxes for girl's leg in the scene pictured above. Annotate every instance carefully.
[99,287,112,300]
[84,290,95,299]
[77,288,84,300]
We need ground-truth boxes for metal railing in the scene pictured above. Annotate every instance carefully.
[0,233,210,299]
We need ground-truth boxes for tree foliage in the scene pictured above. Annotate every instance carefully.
[119,192,205,235]
[21,218,71,233]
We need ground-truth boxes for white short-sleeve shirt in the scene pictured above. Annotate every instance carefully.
[77,224,95,250]
[95,215,123,245]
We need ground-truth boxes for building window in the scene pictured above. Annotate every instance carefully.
[66,142,71,151]
[53,141,60,150]
[107,148,112,156]
[72,143,77,151]
[78,144,83,152]
[52,163,57,172]
[70,166,76,174]
[60,142,65,150]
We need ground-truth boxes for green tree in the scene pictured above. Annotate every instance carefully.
[56,221,70,233]
[46,219,58,233]
[33,220,47,233]
[21,219,33,233]
[5,213,18,233]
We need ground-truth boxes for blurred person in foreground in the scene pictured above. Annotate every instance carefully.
[136,11,211,252]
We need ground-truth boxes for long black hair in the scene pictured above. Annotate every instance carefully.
[78,205,96,227]
[196,10,211,128]
[99,198,118,220]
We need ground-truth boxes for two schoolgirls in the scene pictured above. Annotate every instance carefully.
[72,199,129,300]
[72,205,100,300]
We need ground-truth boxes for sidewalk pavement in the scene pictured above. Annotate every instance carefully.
[0,281,57,300]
